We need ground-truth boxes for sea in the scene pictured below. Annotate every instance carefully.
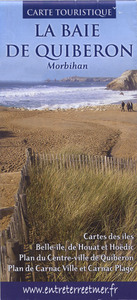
[0,81,136,110]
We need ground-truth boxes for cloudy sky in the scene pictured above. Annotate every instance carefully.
[0,0,137,81]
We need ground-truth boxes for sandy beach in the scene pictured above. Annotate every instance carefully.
[0,103,137,173]
[0,103,137,229]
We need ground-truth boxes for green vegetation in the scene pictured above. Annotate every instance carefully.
[26,164,137,282]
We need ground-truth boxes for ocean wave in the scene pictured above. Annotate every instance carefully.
[0,84,136,110]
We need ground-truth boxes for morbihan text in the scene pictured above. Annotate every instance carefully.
[47,62,88,70]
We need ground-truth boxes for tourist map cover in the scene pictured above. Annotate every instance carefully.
[0,0,137,299]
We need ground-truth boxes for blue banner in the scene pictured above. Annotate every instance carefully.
[1,282,137,300]
[23,1,116,19]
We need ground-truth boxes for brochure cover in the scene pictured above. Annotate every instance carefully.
[0,0,137,299]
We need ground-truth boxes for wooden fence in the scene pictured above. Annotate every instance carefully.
[31,151,137,174]
[0,148,137,282]
[0,150,31,282]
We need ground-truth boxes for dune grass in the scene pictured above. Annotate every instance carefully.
[26,164,137,281]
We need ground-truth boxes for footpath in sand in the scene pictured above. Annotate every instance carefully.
[0,104,137,229]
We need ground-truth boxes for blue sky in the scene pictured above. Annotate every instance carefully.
[0,1,137,81]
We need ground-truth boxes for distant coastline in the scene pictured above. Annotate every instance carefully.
[45,75,114,84]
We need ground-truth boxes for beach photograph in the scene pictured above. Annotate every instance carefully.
[0,72,137,282]
[0,0,137,285]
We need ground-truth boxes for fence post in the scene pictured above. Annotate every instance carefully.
[95,156,98,174]
[117,157,120,172]
[72,154,75,170]
[25,148,32,166]
[134,158,137,174]
[101,156,104,174]
[65,154,69,169]
[88,155,91,170]
[104,156,107,174]
[19,194,29,244]
[79,155,82,169]
[75,155,78,170]
[0,245,7,281]
[20,194,27,217]
[85,155,88,170]
[82,155,85,168]
[6,239,20,281]
[69,155,72,168]
[59,154,62,169]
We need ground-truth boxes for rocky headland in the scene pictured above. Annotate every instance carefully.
[107,70,137,91]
